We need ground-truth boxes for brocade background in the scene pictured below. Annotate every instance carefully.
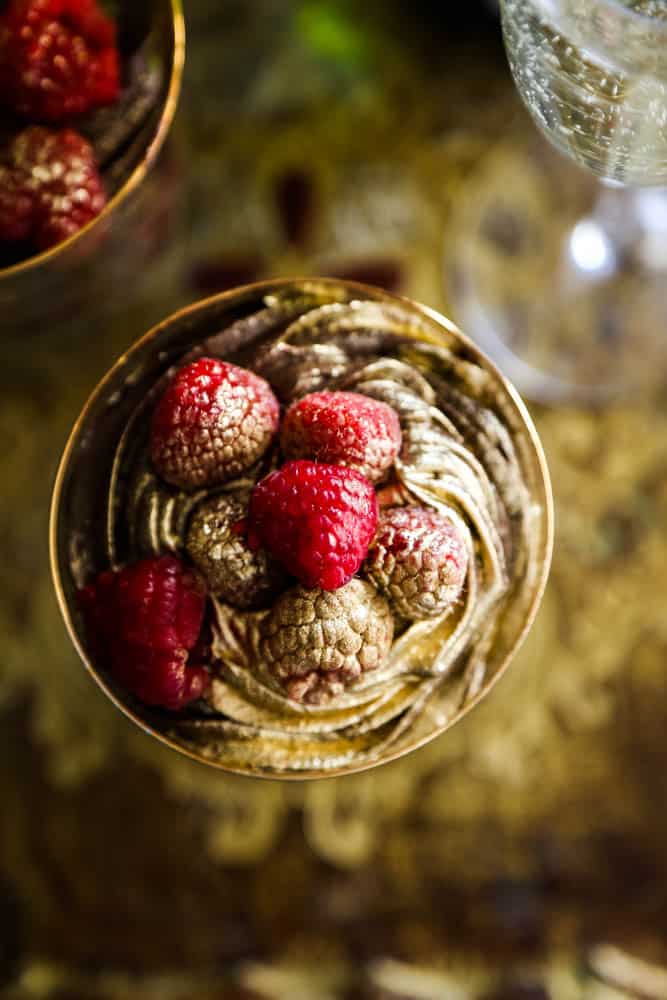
[2,2,667,997]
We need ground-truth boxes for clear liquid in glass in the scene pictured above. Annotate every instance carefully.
[502,0,667,185]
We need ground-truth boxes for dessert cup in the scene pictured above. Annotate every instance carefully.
[50,278,554,780]
[0,0,184,337]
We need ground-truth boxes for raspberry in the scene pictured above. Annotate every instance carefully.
[110,645,209,712]
[248,460,379,591]
[281,390,402,483]
[363,506,468,621]
[0,126,106,251]
[186,492,287,610]
[260,579,394,704]
[150,358,280,491]
[79,555,209,711]
[0,0,120,123]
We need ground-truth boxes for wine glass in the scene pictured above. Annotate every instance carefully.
[447,0,667,402]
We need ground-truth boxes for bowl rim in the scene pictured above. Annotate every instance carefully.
[0,0,185,282]
[49,277,555,781]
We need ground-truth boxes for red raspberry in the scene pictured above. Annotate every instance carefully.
[0,126,107,251]
[111,645,209,713]
[281,390,402,483]
[247,460,379,591]
[364,506,468,620]
[150,358,280,491]
[79,555,209,711]
[0,0,120,123]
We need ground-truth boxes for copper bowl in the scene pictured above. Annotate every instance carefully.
[0,0,184,336]
[50,278,554,780]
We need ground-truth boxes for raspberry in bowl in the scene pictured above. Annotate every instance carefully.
[50,278,553,779]
[0,0,184,332]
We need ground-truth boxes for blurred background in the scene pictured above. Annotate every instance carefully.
[3,0,667,996]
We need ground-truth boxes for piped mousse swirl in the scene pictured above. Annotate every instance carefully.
[93,283,541,774]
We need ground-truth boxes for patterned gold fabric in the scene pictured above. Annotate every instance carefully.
[2,1,667,995]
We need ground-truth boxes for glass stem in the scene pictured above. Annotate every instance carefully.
[564,184,667,288]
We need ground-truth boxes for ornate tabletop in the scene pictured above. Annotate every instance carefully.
[2,1,667,996]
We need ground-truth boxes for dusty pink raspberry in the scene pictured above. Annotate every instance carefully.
[363,506,468,620]
[280,390,402,483]
[248,459,379,591]
[150,358,280,491]
[78,555,209,711]
[260,579,394,704]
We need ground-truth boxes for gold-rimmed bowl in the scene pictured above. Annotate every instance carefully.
[50,278,553,780]
[0,0,184,336]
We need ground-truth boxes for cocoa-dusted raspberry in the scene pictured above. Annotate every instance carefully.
[185,492,287,610]
[260,579,394,704]
[79,555,209,711]
[280,390,401,483]
[0,0,120,123]
[364,506,468,621]
[248,459,379,591]
[150,358,280,491]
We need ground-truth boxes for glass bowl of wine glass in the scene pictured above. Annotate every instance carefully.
[446,0,667,403]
